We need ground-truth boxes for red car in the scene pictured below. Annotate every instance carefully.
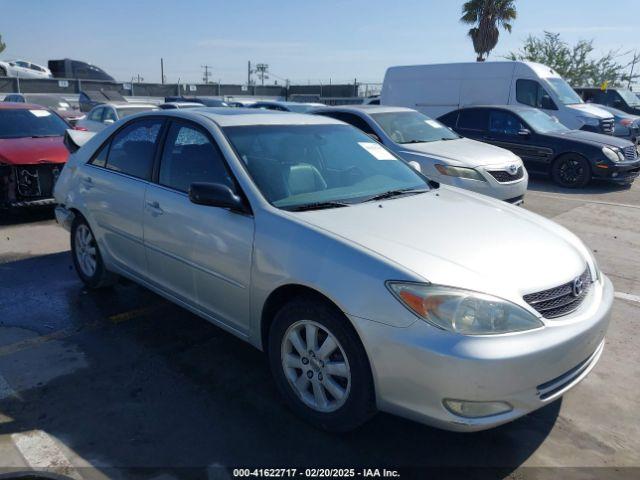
[0,103,70,209]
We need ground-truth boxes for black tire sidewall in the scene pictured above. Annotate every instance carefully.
[552,154,591,188]
[70,216,111,289]
[268,296,376,432]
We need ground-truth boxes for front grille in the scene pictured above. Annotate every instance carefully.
[600,118,615,135]
[15,164,62,199]
[622,145,638,161]
[523,268,592,319]
[487,166,524,183]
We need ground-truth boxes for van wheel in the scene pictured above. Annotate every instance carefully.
[0,67,6,77]
[268,296,376,432]
[71,215,117,289]
[551,154,591,188]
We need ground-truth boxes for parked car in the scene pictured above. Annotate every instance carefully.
[313,105,528,204]
[55,108,612,433]
[0,59,52,79]
[48,59,115,82]
[3,93,86,125]
[0,103,69,208]
[381,61,615,135]
[164,96,229,107]
[76,102,159,132]
[158,102,205,110]
[439,105,640,188]
[591,105,640,144]
[249,101,325,112]
[575,87,640,116]
[361,96,380,105]
[79,90,127,113]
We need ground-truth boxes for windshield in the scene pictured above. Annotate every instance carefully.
[25,96,70,111]
[371,111,460,144]
[116,106,158,118]
[519,109,569,134]
[0,109,68,138]
[617,89,640,107]
[224,124,429,209]
[546,78,583,105]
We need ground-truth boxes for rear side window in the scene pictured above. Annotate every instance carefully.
[319,112,376,135]
[438,110,459,128]
[105,119,163,180]
[89,107,103,122]
[457,109,488,130]
[89,143,109,168]
[159,122,233,193]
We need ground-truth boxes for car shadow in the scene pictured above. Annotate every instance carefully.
[0,253,561,479]
[527,175,632,196]
[0,206,55,227]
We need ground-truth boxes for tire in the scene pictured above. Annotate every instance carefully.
[268,295,376,432]
[0,67,6,77]
[70,215,117,289]
[551,154,591,188]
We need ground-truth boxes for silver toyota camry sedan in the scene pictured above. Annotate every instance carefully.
[54,108,613,432]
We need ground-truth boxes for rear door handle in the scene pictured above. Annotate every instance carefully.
[82,176,94,188]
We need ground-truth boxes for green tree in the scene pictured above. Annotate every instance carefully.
[460,0,517,62]
[506,32,637,87]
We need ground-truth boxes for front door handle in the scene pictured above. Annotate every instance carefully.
[146,200,164,215]
[82,176,94,189]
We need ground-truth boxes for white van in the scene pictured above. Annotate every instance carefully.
[381,61,615,135]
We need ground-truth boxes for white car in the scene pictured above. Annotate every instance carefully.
[0,59,52,79]
[76,102,159,132]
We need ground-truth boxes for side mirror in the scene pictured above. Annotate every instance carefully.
[367,133,381,143]
[103,119,115,125]
[408,161,422,173]
[189,182,247,213]
[518,128,531,138]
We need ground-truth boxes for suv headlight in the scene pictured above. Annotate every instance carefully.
[387,283,543,335]
[602,146,624,163]
[434,164,486,181]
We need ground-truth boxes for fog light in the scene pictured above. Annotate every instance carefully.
[443,399,512,418]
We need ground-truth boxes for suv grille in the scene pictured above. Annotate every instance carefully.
[622,145,638,161]
[600,118,615,135]
[523,268,592,319]
[487,166,524,183]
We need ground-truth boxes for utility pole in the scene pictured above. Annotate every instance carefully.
[247,61,254,87]
[201,65,212,84]
[628,51,639,90]
[160,58,164,84]
[255,63,269,86]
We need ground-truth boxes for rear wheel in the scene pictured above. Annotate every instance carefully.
[551,154,591,188]
[0,67,6,77]
[268,296,376,432]
[71,215,117,288]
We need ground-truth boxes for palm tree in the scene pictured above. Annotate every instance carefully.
[460,0,517,62]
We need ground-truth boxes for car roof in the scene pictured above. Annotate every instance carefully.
[314,105,415,115]
[136,107,344,127]
[254,100,321,106]
[455,104,539,113]
[0,102,47,111]
[97,102,158,109]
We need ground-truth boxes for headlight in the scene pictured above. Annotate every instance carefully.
[578,115,599,127]
[387,282,543,335]
[602,146,624,163]
[434,164,486,181]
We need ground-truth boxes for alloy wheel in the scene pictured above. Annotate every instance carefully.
[74,224,97,277]
[281,320,351,413]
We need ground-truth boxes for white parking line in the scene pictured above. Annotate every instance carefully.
[11,430,83,480]
[615,291,640,304]
[0,374,17,401]
[526,192,640,210]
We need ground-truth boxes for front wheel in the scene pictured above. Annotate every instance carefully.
[551,154,591,188]
[268,296,376,432]
[71,215,117,288]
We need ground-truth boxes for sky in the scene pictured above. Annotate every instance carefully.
[1,0,639,86]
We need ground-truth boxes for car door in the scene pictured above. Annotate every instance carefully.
[484,109,552,173]
[81,117,164,278]
[143,119,254,335]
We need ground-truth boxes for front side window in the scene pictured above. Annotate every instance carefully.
[371,111,459,144]
[516,79,547,108]
[89,107,103,122]
[159,122,233,193]
[105,119,163,180]
[0,108,68,139]
[103,108,118,122]
[224,124,428,209]
[489,110,524,135]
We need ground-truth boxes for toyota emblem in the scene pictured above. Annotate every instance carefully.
[507,164,518,175]
[572,277,584,297]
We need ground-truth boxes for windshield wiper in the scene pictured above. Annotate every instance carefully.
[399,139,428,144]
[363,188,429,203]
[31,134,59,138]
[285,201,351,212]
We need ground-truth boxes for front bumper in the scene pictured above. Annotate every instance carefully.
[350,275,613,432]
[593,158,640,183]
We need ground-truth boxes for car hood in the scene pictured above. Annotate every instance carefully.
[396,137,519,167]
[294,188,589,304]
[0,136,68,165]
[566,103,614,120]
[549,129,635,149]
